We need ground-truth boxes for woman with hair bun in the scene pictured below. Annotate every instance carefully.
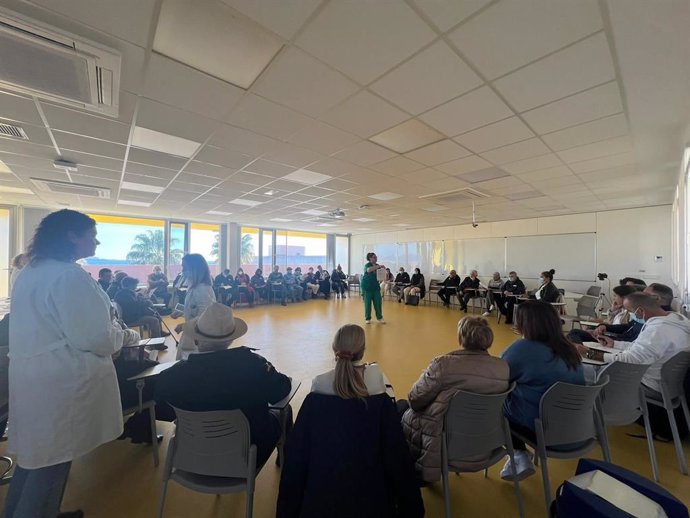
[532,268,560,303]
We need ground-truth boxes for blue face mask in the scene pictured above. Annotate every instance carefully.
[630,311,645,324]
[539,277,545,283]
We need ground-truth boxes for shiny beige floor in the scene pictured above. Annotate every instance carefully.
[2,295,689,517]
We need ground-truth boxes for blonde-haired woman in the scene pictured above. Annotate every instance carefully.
[400,316,509,484]
[277,324,424,518]
[311,324,386,397]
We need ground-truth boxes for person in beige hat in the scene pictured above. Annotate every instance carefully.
[155,303,293,467]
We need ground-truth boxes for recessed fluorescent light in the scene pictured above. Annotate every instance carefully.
[264,190,275,196]
[229,198,263,207]
[369,192,403,201]
[318,223,336,227]
[392,223,410,227]
[132,126,201,158]
[369,119,444,153]
[356,227,372,231]
[118,199,152,207]
[389,214,400,217]
[352,217,376,222]
[422,206,450,212]
[270,217,292,222]
[301,209,327,216]
[121,181,165,194]
[0,185,33,194]
[282,168,332,185]
[206,210,232,216]
[0,160,11,173]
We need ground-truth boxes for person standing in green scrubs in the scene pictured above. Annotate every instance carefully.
[362,252,386,324]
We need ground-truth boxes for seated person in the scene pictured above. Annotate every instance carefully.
[502,271,526,325]
[400,317,509,484]
[147,265,171,305]
[567,284,640,344]
[251,268,267,301]
[501,300,584,481]
[575,292,690,438]
[438,270,461,307]
[234,268,255,306]
[379,268,395,297]
[106,270,127,300]
[278,325,423,518]
[644,282,674,311]
[97,268,113,292]
[213,268,235,305]
[620,276,647,287]
[114,277,164,338]
[392,267,411,301]
[156,303,292,468]
[283,267,303,302]
[331,264,347,299]
[402,268,425,304]
[315,265,331,299]
[459,270,483,312]
[172,271,188,304]
[267,265,288,306]
[304,267,320,298]
[482,272,504,316]
[531,269,560,303]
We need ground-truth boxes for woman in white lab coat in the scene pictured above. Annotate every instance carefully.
[4,210,139,518]
[173,253,216,359]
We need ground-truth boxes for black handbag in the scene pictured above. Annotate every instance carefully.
[406,295,420,306]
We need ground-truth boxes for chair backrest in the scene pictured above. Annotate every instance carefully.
[171,407,253,478]
[575,295,599,319]
[586,286,601,297]
[444,383,515,460]
[659,351,690,400]
[538,377,608,447]
[596,362,650,426]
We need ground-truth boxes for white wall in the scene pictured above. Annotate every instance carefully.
[351,205,672,296]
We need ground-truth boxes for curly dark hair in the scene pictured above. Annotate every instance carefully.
[27,209,96,263]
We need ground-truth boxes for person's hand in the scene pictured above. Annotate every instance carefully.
[597,335,614,348]
[592,325,606,336]
[575,343,589,358]
[122,328,140,345]
[174,323,184,334]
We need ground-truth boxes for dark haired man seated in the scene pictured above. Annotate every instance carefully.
[114,277,165,338]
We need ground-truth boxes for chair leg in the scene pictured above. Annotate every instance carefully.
[157,480,169,518]
[665,403,688,475]
[484,467,488,478]
[642,410,660,482]
[149,405,160,467]
[442,435,451,518]
[537,449,551,518]
[245,488,254,518]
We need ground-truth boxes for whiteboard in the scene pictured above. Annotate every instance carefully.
[506,233,596,282]
[457,238,506,276]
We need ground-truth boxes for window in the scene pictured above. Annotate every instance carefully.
[240,227,260,276]
[168,222,187,280]
[286,231,327,272]
[335,235,349,274]
[0,208,10,298]
[275,230,288,271]
[87,214,166,284]
[262,229,274,273]
[190,223,221,276]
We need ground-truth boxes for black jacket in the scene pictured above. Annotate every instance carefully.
[605,320,644,341]
[502,278,526,295]
[251,274,266,288]
[106,281,121,300]
[394,272,410,284]
[276,393,425,518]
[409,273,426,298]
[441,275,461,288]
[534,282,561,303]
[214,273,234,288]
[459,276,480,291]
[114,288,153,324]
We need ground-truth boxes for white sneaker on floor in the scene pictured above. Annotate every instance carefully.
[500,451,535,481]
[365,320,371,324]
[377,319,386,324]
[482,311,491,317]
[489,304,495,312]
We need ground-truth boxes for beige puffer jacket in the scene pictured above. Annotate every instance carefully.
[401,349,510,482]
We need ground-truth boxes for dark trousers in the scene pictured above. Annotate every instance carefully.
[152,289,171,305]
[489,292,504,311]
[505,297,523,324]
[395,399,410,420]
[642,385,689,439]
[508,420,536,451]
[438,287,456,305]
[332,282,346,295]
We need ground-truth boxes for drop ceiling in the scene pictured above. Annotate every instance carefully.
[0,0,688,234]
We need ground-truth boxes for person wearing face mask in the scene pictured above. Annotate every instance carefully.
[531,269,560,303]
[403,268,425,304]
[575,292,690,439]
[502,271,526,325]
[458,270,483,312]
[392,267,411,302]
[438,270,461,308]
[235,268,255,307]
[482,272,504,316]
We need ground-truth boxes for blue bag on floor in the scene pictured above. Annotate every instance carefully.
[552,459,688,518]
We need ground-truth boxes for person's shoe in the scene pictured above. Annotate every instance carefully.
[365,320,371,324]
[443,302,449,308]
[58,511,84,518]
[500,451,535,481]
[377,319,386,324]
[343,294,347,299]
[152,343,168,351]
[482,311,491,317]
[461,306,468,313]
[398,298,402,303]
[489,304,495,312]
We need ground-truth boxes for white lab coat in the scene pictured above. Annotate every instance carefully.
[8,260,126,469]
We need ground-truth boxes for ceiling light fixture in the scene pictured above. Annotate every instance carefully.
[53,159,78,172]
[121,181,165,194]
[118,199,151,207]
[132,126,201,158]
[229,198,262,207]
[368,192,403,201]
[206,210,232,216]
[264,190,275,196]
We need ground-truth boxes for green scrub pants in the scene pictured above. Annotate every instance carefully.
[363,289,383,321]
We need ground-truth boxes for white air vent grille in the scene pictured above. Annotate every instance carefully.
[0,122,27,139]
[419,187,490,203]
[0,9,121,117]
[31,178,110,199]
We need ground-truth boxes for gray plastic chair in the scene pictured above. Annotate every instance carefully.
[644,351,690,476]
[158,408,261,518]
[595,362,659,481]
[441,383,525,518]
[512,377,610,516]
[561,295,599,330]
[122,399,160,467]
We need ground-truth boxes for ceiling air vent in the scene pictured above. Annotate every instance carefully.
[31,178,110,199]
[0,9,121,117]
[419,187,490,204]
[0,122,27,139]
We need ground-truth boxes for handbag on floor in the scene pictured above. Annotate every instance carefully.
[406,295,420,306]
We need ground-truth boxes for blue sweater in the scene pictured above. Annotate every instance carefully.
[502,338,584,430]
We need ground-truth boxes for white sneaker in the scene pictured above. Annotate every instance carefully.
[482,311,491,317]
[489,304,495,312]
[365,320,371,324]
[377,319,386,324]
[500,451,535,481]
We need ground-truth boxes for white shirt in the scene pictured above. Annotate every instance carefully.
[311,362,387,396]
[183,283,216,321]
[9,260,126,468]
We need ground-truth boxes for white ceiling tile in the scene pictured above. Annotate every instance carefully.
[226,94,312,140]
[557,136,633,164]
[53,131,127,159]
[420,86,513,136]
[228,170,275,186]
[541,113,628,151]
[500,154,564,175]
[424,176,471,194]
[41,104,131,144]
[494,33,616,111]
[53,150,123,172]
[253,47,359,117]
[261,143,324,168]
[479,138,551,165]
[127,147,187,170]
[288,121,360,155]
[321,91,409,138]
[411,0,492,32]
[0,91,42,125]
[283,168,332,185]
[243,159,296,178]
[369,119,444,153]
[436,154,492,175]
[332,141,397,166]
[296,0,436,84]
[370,41,482,114]
[220,0,321,39]
[515,165,572,183]
[453,117,534,153]
[143,53,244,121]
[404,139,471,166]
[131,126,201,158]
[521,82,623,134]
[457,167,509,184]
[399,167,449,184]
[369,156,425,176]
[209,124,280,156]
[136,98,217,143]
[448,0,602,79]
[154,0,283,89]
[182,161,230,179]
[194,145,254,169]
[567,151,637,174]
